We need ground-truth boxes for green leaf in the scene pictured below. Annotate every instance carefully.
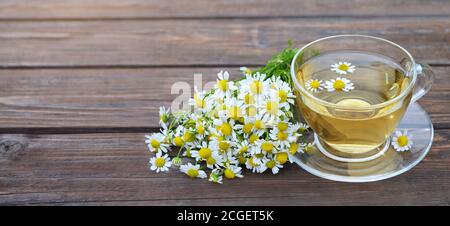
[251,40,299,87]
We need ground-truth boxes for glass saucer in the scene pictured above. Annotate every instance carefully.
[291,102,434,182]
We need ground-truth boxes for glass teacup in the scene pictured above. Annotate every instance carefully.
[291,35,434,162]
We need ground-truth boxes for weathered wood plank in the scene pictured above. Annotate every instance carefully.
[0,130,448,205]
[0,67,449,129]
[0,18,448,67]
[0,0,448,19]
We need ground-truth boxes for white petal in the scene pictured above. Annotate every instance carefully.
[198,170,207,179]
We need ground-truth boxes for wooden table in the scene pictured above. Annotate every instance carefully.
[0,0,449,206]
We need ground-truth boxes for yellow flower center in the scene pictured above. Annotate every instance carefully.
[199,147,212,159]
[173,136,185,147]
[224,168,235,179]
[228,106,241,120]
[276,152,288,164]
[333,80,346,90]
[219,141,230,151]
[277,122,288,131]
[187,168,199,178]
[289,143,298,155]
[278,90,287,103]
[183,131,195,142]
[277,131,288,141]
[397,136,409,147]
[243,123,253,134]
[338,64,349,71]
[261,142,274,153]
[246,106,257,117]
[206,157,216,165]
[254,120,264,129]
[250,81,263,94]
[244,93,254,104]
[217,80,228,91]
[310,80,320,89]
[247,158,257,167]
[265,160,276,169]
[249,134,259,144]
[239,146,248,154]
[155,157,165,167]
[150,139,160,149]
[266,101,279,115]
[220,123,232,136]
[197,125,205,134]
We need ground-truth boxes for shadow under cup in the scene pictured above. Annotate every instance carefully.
[291,35,419,162]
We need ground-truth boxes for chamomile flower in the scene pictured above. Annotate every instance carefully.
[287,142,303,162]
[392,130,413,152]
[298,123,309,133]
[223,164,243,179]
[210,137,235,153]
[149,152,171,173]
[146,65,313,183]
[224,98,244,121]
[305,79,324,93]
[236,140,251,156]
[245,156,264,173]
[275,152,289,164]
[325,77,355,92]
[206,151,224,169]
[269,127,297,149]
[254,140,278,155]
[213,118,237,139]
[209,169,223,184]
[182,127,197,146]
[264,158,283,174]
[159,106,170,128]
[145,133,170,153]
[172,126,186,147]
[260,95,286,123]
[191,141,214,161]
[331,61,356,75]
[195,121,209,139]
[189,87,211,113]
[214,70,237,99]
[235,116,262,136]
[251,113,270,131]
[270,76,296,105]
[241,72,269,97]
[224,151,240,165]
[238,91,256,106]
[180,163,207,179]
[240,67,252,75]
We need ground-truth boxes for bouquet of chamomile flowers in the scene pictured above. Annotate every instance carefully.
[145,43,312,183]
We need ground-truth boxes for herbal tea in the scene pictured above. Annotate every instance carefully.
[296,51,412,154]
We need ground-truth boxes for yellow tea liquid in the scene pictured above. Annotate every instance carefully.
[296,51,412,154]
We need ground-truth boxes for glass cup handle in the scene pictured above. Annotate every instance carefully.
[411,63,435,103]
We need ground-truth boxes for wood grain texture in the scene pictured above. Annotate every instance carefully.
[0,67,449,130]
[1,0,449,206]
[0,17,448,68]
[0,130,449,205]
[0,0,449,19]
